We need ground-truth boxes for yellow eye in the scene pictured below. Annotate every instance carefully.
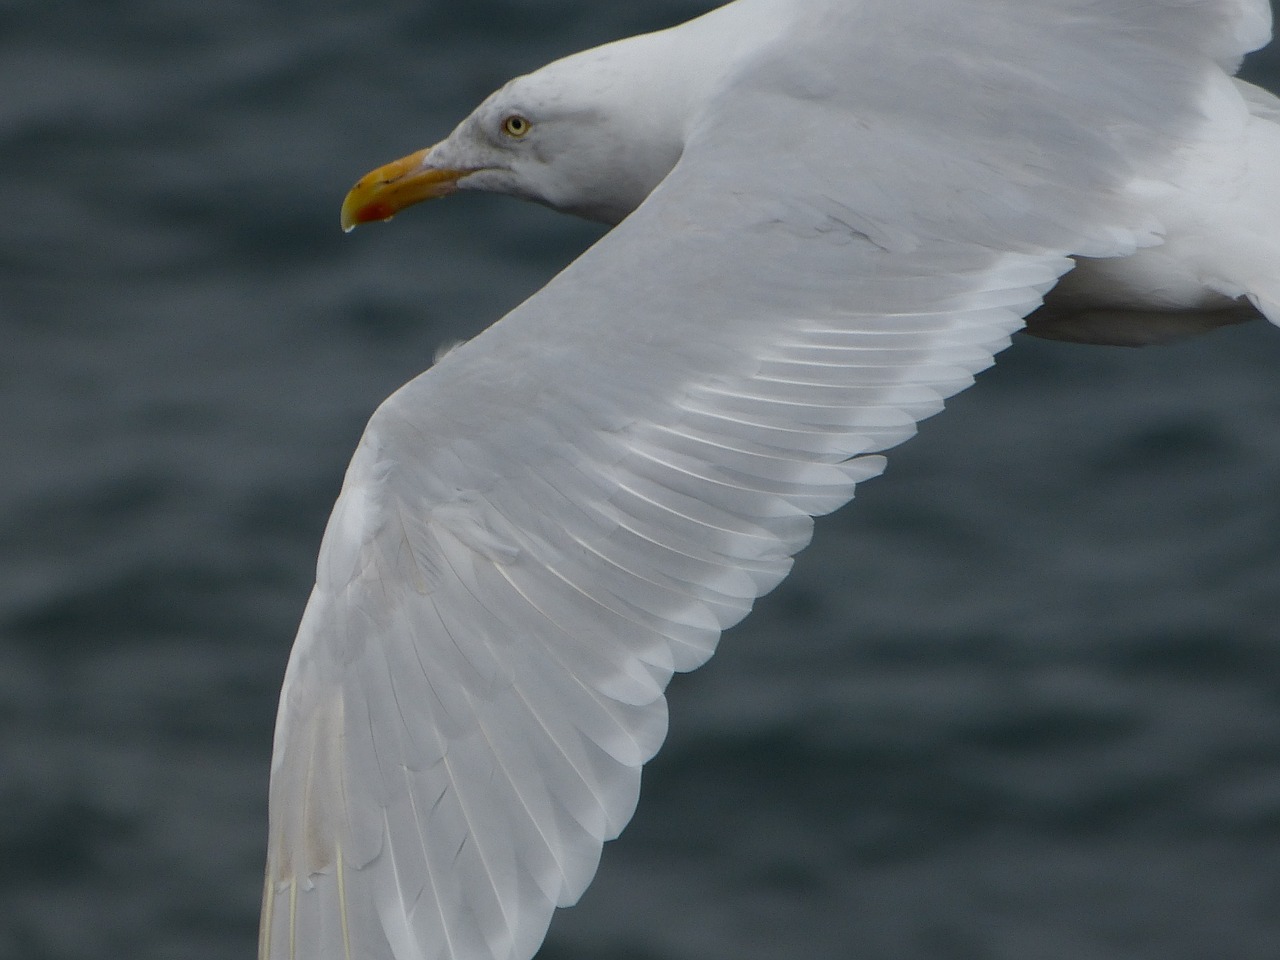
[502,115,531,138]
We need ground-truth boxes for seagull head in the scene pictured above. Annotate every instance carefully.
[341,39,697,231]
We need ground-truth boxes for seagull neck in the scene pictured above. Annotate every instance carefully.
[543,0,792,222]
[602,0,793,142]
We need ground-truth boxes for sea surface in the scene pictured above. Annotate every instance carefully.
[4,2,1280,958]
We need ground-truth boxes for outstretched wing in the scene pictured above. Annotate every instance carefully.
[261,1,1272,958]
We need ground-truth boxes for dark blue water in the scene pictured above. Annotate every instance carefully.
[4,3,1280,958]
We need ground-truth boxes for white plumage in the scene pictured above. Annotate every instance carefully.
[260,1,1280,958]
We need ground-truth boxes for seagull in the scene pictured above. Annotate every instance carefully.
[260,1,1280,958]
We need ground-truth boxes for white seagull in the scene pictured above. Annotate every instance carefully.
[260,1,1280,957]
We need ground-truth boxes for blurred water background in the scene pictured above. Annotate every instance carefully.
[4,2,1280,958]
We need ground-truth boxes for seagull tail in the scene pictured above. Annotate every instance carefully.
[1224,79,1280,329]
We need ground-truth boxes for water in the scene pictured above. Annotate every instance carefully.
[3,2,1280,958]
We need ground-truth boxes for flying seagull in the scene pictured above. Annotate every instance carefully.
[260,1,1280,957]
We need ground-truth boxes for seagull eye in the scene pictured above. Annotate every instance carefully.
[502,115,532,138]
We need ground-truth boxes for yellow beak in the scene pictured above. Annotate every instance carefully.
[340,146,470,232]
